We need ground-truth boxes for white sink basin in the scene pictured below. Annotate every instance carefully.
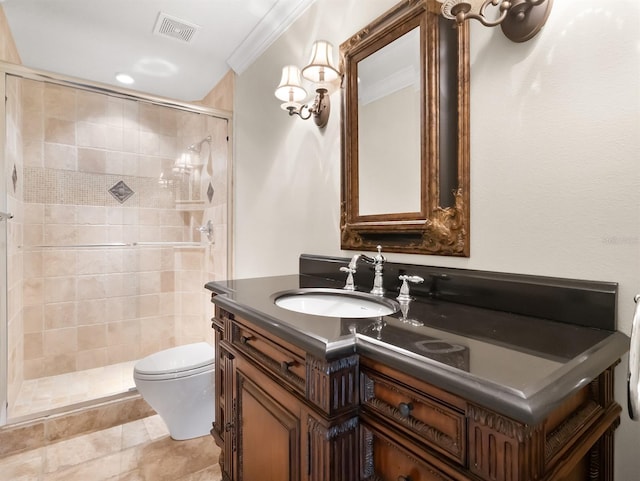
[273,288,399,318]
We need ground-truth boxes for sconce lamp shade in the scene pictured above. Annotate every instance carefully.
[301,40,340,84]
[275,65,307,102]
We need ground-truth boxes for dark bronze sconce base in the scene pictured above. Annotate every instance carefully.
[501,0,553,43]
[284,88,330,129]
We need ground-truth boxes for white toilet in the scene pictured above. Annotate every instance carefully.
[133,342,215,440]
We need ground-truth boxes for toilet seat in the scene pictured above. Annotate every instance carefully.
[134,362,214,381]
[134,342,214,381]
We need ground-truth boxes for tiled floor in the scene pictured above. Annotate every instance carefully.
[0,415,222,481]
[10,361,137,419]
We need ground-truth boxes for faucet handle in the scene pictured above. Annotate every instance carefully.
[397,275,424,302]
[196,220,215,244]
[340,266,356,290]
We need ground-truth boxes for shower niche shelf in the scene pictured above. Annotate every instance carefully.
[175,200,206,211]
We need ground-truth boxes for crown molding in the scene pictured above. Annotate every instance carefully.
[227,0,316,74]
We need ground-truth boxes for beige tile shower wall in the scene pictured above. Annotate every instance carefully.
[208,114,229,281]
[6,75,24,409]
[173,111,230,346]
[16,79,219,380]
[198,69,233,288]
[201,111,229,326]
[197,70,234,112]
[174,247,208,345]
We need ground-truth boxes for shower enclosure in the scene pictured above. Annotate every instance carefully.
[0,63,232,424]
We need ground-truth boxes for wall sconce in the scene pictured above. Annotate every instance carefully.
[439,0,553,43]
[274,40,341,129]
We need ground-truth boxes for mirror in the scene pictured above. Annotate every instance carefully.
[340,0,470,256]
[358,27,421,216]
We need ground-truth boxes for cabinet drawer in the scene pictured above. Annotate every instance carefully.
[231,320,306,393]
[361,421,456,481]
[361,367,465,465]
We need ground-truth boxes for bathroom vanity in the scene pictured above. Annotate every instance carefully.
[205,255,629,481]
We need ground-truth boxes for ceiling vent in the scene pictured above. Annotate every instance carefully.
[153,12,200,43]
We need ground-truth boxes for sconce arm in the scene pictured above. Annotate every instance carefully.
[283,89,330,128]
[285,104,312,121]
[466,0,509,27]
[442,0,553,43]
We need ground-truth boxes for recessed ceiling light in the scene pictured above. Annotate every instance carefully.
[115,73,135,85]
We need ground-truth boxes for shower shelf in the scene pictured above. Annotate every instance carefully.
[176,200,206,211]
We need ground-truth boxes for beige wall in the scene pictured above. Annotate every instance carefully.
[0,6,20,65]
[233,1,640,479]
[198,70,235,113]
[235,0,398,278]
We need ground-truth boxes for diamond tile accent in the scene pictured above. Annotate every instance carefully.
[207,182,214,203]
[11,165,17,192]
[109,180,134,204]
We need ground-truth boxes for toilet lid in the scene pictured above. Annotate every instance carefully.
[134,342,214,376]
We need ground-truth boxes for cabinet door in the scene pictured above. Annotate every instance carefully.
[235,356,302,481]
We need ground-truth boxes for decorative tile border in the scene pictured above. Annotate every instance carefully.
[108,180,134,204]
[23,167,178,208]
[11,165,17,192]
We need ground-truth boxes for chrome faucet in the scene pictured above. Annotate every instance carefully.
[397,275,424,302]
[339,254,360,291]
[397,274,425,327]
[367,245,385,296]
[340,246,386,296]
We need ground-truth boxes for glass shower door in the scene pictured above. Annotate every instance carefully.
[1,71,230,423]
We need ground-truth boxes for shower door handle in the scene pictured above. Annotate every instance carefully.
[628,294,640,420]
[0,211,13,221]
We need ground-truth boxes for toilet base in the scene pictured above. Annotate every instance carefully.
[134,370,215,441]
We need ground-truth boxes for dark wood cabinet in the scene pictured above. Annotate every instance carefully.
[360,419,457,481]
[211,306,621,481]
[235,354,302,481]
[212,306,360,481]
[213,308,306,481]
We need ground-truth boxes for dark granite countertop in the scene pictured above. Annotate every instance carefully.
[205,273,629,424]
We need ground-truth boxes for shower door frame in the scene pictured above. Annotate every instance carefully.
[0,61,234,426]
[0,68,7,425]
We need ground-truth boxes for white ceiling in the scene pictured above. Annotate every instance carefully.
[1,0,315,102]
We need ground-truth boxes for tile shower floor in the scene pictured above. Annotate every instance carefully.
[0,415,222,480]
[11,361,138,419]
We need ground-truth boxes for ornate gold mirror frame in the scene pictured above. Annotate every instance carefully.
[340,0,470,256]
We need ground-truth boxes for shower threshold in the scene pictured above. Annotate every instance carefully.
[9,360,137,421]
